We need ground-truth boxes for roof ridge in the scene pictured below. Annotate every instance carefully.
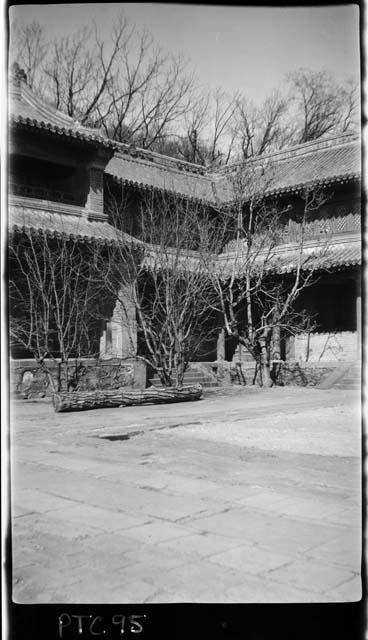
[213,133,361,176]
[113,142,208,176]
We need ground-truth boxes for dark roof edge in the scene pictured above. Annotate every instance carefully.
[10,115,118,149]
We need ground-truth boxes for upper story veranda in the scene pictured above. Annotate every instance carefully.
[8,62,361,253]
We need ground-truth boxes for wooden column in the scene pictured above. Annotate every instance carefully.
[86,147,114,220]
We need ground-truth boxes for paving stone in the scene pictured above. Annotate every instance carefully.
[193,507,346,556]
[13,512,103,541]
[146,474,220,496]
[305,530,361,571]
[182,507,274,539]
[122,546,191,573]
[267,559,355,593]
[87,579,156,604]
[235,489,288,509]
[324,574,362,601]
[31,452,107,473]
[253,495,345,521]
[9,388,361,603]
[81,531,145,554]
[13,565,80,604]
[223,576,319,603]
[323,505,362,527]
[151,558,249,598]
[49,574,155,604]
[12,530,91,559]
[49,503,151,532]
[118,521,194,544]
[12,504,35,518]
[12,488,80,514]
[199,484,258,504]
[157,531,245,558]
[209,543,292,575]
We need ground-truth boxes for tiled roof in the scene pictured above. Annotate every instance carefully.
[9,204,123,244]
[212,134,361,201]
[106,133,360,204]
[217,235,361,277]
[9,65,361,202]
[105,151,214,202]
[9,202,360,274]
[9,63,115,149]
[267,239,361,274]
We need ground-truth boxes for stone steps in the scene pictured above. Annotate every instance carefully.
[317,361,361,390]
[322,361,361,390]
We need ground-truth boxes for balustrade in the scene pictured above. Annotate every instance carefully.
[8,181,77,205]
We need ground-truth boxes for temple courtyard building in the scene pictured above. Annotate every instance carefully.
[8,64,361,393]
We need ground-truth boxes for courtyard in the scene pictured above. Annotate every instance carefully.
[10,385,361,604]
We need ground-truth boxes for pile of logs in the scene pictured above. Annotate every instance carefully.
[53,384,203,413]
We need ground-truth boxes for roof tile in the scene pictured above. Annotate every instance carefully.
[8,66,361,203]
[9,205,122,243]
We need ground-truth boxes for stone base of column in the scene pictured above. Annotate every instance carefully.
[232,343,255,365]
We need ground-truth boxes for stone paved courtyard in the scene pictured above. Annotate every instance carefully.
[9,385,361,603]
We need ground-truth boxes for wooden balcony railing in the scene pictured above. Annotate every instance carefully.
[223,213,360,253]
[8,182,78,205]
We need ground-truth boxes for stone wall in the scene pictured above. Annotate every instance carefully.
[201,360,336,388]
[294,331,357,362]
[275,362,336,387]
[9,357,146,398]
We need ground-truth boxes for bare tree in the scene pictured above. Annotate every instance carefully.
[339,78,360,133]
[204,89,239,167]
[105,189,219,387]
[157,90,211,164]
[8,227,114,392]
[232,91,290,160]
[11,17,359,163]
[10,20,48,90]
[287,68,359,144]
[42,16,133,121]
[11,15,199,150]
[203,162,331,386]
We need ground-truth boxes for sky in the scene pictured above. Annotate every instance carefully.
[9,3,360,103]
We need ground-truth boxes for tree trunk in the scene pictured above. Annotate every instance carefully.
[260,361,273,387]
[259,336,273,387]
[53,384,203,413]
